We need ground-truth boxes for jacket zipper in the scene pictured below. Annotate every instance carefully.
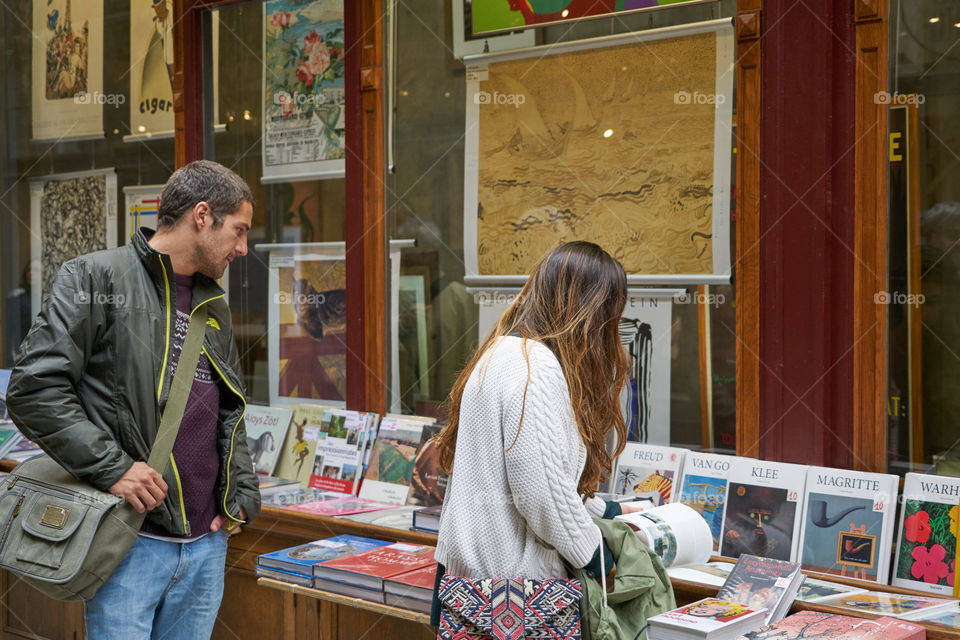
[169,454,190,536]
[156,258,173,402]
[202,344,247,524]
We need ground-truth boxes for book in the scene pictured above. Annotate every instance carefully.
[383,563,438,602]
[677,452,742,551]
[615,503,714,568]
[261,487,347,507]
[797,466,898,584]
[313,542,437,591]
[359,417,429,505]
[795,577,868,603]
[408,423,448,506]
[257,474,301,495]
[337,505,419,530]
[243,405,293,476]
[667,561,737,588]
[383,593,432,614]
[412,504,443,533]
[273,404,331,487]
[257,534,391,575]
[313,577,384,602]
[307,409,368,494]
[283,497,394,517]
[255,565,315,587]
[816,590,960,620]
[736,611,925,639]
[612,443,686,505]
[892,472,960,595]
[719,459,808,562]
[716,554,805,625]
[909,608,960,627]
[646,598,767,640]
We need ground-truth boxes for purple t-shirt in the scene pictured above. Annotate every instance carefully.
[141,272,220,538]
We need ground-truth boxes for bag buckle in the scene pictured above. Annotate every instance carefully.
[39,505,68,529]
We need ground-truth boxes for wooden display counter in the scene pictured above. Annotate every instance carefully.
[2,503,960,639]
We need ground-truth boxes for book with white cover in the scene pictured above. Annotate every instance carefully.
[797,466,898,584]
[307,409,368,495]
[244,405,293,475]
[718,459,808,562]
[647,598,766,640]
[612,443,686,505]
[892,472,960,595]
[677,452,744,552]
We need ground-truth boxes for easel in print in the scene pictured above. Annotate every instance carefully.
[836,525,877,580]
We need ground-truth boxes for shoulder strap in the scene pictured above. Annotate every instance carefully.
[146,304,208,474]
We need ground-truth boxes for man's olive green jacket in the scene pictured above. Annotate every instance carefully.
[6,228,260,537]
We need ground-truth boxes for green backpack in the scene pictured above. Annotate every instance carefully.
[572,518,676,640]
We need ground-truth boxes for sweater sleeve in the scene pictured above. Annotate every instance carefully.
[502,354,602,569]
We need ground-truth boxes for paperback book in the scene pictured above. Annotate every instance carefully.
[359,417,429,505]
[273,404,330,487]
[795,577,867,604]
[255,565,315,587]
[243,405,293,475]
[719,459,808,562]
[646,598,767,640]
[715,554,805,625]
[283,497,394,517]
[677,451,742,551]
[336,505,420,530]
[736,611,925,640]
[313,542,437,591]
[257,534,391,575]
[892,472,960,595]
[667,561,736,588]
[816,590,960,620]
[612,443,686,505]
[797,466,898,584]
[408,423,448,506]
[307,409,368,494]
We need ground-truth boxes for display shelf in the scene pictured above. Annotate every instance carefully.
[256,578,431,624]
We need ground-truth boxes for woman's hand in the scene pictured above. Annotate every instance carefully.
[618,501,649,515]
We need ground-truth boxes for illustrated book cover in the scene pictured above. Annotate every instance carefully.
[257,534,391,575]
[719,459,808,562]
[797,466,898,584]
[306,409,368,494]
[612,443,686,505]
[244,405,293,476]
[313,542,437,590]
[358,417,428,505]
[677,451,742,551]
[816,590,960,620]
[736,611,925,639]
[892,472,960,595]
[647,598,766,639]
[273,403,330,487]
[283,497,394,517]
[715,554,804,624]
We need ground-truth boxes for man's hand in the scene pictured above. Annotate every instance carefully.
[109,461,168,513]
[210,507,247,535]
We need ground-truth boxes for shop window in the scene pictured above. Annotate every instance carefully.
[387,0,739,452]
[885,0,960,475]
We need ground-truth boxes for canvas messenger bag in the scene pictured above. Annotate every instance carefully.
[0,305,208,601]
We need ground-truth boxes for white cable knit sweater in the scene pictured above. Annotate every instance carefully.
[435,336,606,579]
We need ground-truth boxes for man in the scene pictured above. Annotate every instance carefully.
[7,160,261,639]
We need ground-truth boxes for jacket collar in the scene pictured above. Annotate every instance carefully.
[132,227,226,305]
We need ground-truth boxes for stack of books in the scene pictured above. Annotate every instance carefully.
[313,542,437,603]
[647,598,767,640]
[411,505,442,533]
[382,563,437,613]
[814,590,960,620]
[714,555,805,625]
[736,611,925,639]
[256,535,390,587]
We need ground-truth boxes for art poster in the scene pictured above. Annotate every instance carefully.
[262,0,345,182]
[30,169,118,315]
[801,493,884,581]
[268,248,347,407]
[469,0,712,37]
[463,19,733,285]
[895,498,957,593]
[123,185,162,241]
[128,0,175,136]
[720,484,797,562]
[32,0,105,141]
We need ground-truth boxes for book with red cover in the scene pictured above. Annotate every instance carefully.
[383,563,438,601]
[737,611,924,639]
[314,542,437,590]
[283,497,395,517]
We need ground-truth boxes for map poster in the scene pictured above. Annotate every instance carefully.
[469,0,713,37]
[29,169,118,315]
[262,0,345,182]
[123,184,162,242]
[475,287,673,444]
[463,19,733,286]
[32,0,105,141]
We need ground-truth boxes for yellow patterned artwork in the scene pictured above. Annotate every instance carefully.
[464,20,733,282]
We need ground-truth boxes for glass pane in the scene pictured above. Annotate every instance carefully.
[387,0,738,453]
[886,0,960,475]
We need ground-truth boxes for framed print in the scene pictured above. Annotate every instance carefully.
[32,0,105,141]
[122,184,162,241]
[30,169,118,315]
[469,0,714,37]
[262,0,346,182]
[463,18,734,286]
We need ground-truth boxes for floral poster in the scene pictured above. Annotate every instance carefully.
[31,0,104,141]
[262,0,345,182]
[29,169,118,315]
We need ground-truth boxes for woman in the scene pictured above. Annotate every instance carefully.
[434,241,633,586]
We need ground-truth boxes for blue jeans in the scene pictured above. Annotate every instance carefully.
[84,532,229,640]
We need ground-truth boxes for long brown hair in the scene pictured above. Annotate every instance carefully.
[437,241,629,496]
